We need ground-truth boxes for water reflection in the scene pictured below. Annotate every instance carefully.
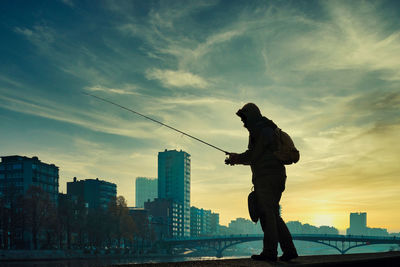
[1,245,396,267]
[0,256,247,267]
[2,259,111,267]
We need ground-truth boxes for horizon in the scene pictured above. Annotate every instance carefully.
[1,0,399,233]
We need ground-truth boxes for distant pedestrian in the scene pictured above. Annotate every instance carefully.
[225,103,298,262]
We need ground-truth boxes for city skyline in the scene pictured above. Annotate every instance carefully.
[1,0,399,232]
[1,153,395,235]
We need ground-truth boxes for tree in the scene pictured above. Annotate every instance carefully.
[108,196,136,249]
[0,184,25,249]
[86,207,109,249]
[57,194,75,249]
[0,195,9,249]
[23,186,56,249]
[131,209,149,252]
[72,196,88,249]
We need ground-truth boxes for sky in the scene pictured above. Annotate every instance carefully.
[0,0,399,232]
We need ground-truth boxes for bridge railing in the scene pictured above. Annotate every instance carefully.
[292,234,400,240]
[164,234,400,242]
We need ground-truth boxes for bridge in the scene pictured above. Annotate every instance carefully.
[163,234,400,258]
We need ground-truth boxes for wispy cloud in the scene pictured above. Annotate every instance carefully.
[282,1,400,81]
[0,75,24,88]
[84,85,139,95]
[0,90,159,140]
[145,68,209,88]
[14,25,56,52]
[60,0,74,7]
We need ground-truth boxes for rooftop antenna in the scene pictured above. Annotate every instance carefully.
[83,92,229,154]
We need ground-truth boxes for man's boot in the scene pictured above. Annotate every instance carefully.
[251,251,277,262]
[279,251,298,261]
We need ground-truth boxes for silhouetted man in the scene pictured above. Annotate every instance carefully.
[225,103,298,262]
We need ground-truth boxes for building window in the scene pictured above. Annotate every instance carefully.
[0,174,4,179]
[13,164,22,170]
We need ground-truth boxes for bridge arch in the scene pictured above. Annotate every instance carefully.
[207,237,375,256]
[164,234,400,258]
[213,239,257,258]
[309,240,373,255]
[209,238,356,257]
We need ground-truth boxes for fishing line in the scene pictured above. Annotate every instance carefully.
[83,92,229,154]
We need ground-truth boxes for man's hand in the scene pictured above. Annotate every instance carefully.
[225,153,240,166]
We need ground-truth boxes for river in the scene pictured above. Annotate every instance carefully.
[0,255,247,267]
[0,243,397,266]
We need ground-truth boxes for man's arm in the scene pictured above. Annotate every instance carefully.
[224,150,251,166]
[226,128,271,165]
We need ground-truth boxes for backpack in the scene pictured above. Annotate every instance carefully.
[273,128,300,164]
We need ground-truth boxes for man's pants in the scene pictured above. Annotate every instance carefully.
[259,207,297,256]
[255,180,297,257]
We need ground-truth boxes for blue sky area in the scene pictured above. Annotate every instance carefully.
[1,0,400,231]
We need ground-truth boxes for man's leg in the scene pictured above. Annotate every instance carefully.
[259,209,278,257]
[250,210,278,261]
[252,176,282,261]
[276,215,297,254]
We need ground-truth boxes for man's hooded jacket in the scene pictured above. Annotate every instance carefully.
[236,103,286,191]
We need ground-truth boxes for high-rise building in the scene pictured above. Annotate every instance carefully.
[67,177,116,209]
[135,177,157,208]
[144,198,184,239]
[210,212,220,235]
[158,149,191,237]
[190,206,212,237]
[190,207,202,237]
[346,212,367,235]
[0,155,59,202]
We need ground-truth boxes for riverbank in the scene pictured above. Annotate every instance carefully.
[0,250,171,262]
[113,252,400,266]
[2,250,400,266]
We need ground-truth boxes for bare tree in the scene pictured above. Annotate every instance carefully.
[23,186,55,249]
[57,194,74,249]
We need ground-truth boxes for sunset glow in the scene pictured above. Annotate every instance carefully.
[1,0,399,233]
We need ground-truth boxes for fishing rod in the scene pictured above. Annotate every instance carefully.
[83,92,229,154]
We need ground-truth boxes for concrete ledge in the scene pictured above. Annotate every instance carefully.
[113,252,400,266]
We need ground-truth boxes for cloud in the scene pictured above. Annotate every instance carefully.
[84,85,139,95]
[160,29,243,69]
[115,3,244,85]
[281,1,400,81]
[0,91,160,140]
[159,96,234,106]
[14,24,137,90]
[145,68,209,88]
[348,91,400,116]
[60,0,74,7]
[14,25,56,51]
[0,75,24,88]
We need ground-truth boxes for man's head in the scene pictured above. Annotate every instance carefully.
[236,103,262,129]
